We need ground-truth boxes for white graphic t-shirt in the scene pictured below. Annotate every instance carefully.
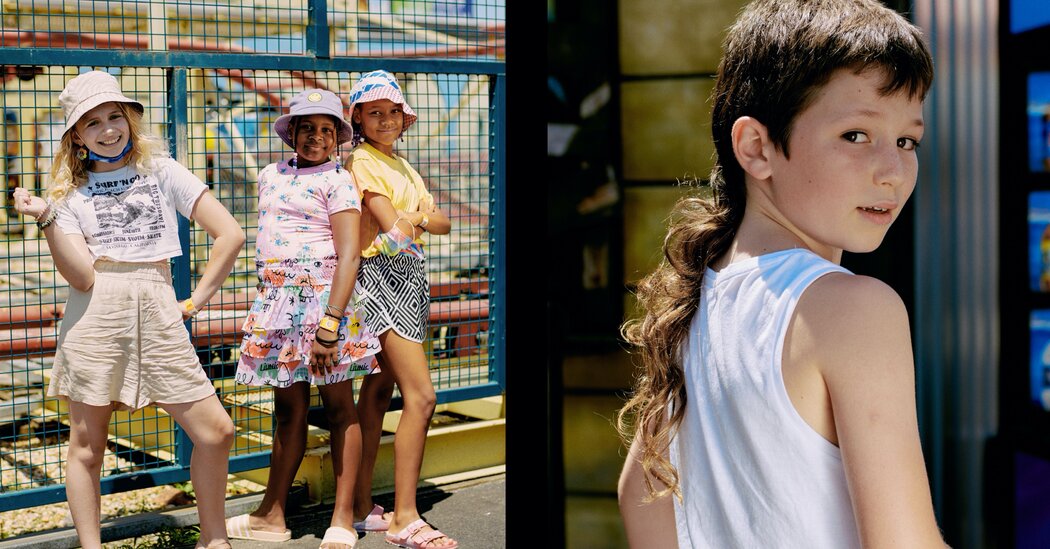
[55,157,207,262]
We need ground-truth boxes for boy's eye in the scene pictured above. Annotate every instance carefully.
[842,131,870,143]
[897,137,920,151]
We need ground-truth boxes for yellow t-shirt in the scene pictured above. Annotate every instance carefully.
[351,142,434,258]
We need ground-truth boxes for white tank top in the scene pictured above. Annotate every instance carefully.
[670,249,861,549]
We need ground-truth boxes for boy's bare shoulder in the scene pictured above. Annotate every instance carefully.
[792,272,912,369]
[800,271,906,315]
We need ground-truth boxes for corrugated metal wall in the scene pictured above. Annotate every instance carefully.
[912,1,1000,547]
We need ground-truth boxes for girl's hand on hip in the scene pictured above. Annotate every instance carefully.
[310,338,339,377]
[12,188,48,219]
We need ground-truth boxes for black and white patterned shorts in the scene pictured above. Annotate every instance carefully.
[357,253,430,343]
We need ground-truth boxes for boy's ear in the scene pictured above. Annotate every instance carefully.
[731,116,774,181]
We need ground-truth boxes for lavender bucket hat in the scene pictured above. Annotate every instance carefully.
[58,71,143,134]
[347,70,417,145]
[272,89,353,148]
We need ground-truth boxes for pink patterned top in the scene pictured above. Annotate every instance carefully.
[255,159,362,262]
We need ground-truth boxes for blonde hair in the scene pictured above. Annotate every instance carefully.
[46,102,169,203]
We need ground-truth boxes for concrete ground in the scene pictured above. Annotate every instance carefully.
[0,473,505,549]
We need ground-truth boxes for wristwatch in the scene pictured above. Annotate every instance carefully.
[419,214,430,229]
[318,315,339,333]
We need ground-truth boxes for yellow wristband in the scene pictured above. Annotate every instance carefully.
[419,214,430,228]
[182,299,199,318]
[318,315,339,333]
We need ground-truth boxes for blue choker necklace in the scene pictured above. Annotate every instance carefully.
[88,141,132,163]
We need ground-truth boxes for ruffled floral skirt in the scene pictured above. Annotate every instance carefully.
[235,256,381,387]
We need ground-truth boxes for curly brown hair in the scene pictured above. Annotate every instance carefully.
[616,0,933,502]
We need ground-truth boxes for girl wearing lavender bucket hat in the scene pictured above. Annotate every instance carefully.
[225,88,381,549]
[11,70,244,549]
[342,70,458,549]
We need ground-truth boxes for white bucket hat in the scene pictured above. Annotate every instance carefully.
[272,89,354,148]
[59,71,143,134]
[347,70,417,145]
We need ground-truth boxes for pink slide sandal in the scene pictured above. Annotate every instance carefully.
[353,504,391,532]
[385,519,458,549]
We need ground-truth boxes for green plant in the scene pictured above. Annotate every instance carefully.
[111,525,200,549]
[171,481,195,498]
[153,525,200,548]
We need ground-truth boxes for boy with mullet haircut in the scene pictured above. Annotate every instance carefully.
[616,0,950,547]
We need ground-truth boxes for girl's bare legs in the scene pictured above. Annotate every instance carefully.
[353,363,395,523]
[377,331,455,546]
[160,396,236,549]
[248,383,309,532]
[65,402,114,549]
[317,381,363,546]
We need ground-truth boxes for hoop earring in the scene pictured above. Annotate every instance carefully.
[76,146,88,161]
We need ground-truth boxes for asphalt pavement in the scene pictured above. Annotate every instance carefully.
[229,473,506,549]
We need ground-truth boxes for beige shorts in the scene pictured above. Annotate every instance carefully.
[47,260,217,412]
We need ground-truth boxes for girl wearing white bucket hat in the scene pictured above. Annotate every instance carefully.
[12,70,244,549]
[226,88,381,549]
[342,70,458,549]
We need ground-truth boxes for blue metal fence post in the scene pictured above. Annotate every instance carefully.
[168,67,195,467]
[491,73,506,391]
[306,0,330,59]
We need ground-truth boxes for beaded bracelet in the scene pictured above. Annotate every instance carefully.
[37,212,57,230]
[37,205,58,230]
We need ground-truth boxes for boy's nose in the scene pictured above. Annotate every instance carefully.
[875,145,908,187]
